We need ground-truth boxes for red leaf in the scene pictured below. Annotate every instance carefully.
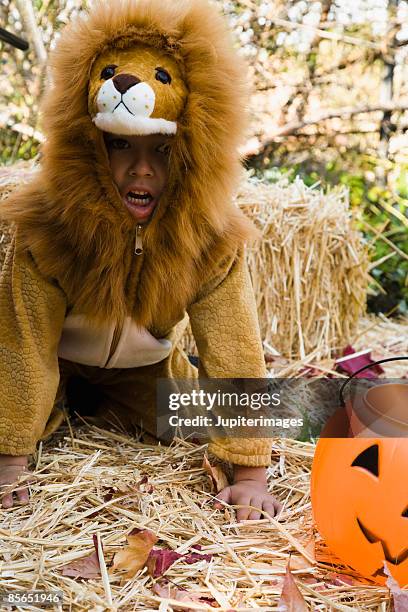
[277,563,308,611]
[146,546,212,577]
[147,549,183,578]
[183,549,212,564]
[335,346,384,379]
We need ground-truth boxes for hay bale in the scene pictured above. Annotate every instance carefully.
[240,172,369,360]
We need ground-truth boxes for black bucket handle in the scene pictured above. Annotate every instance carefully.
[339,356,408,408]
[0,27,29,52]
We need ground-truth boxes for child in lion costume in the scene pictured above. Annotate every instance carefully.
[0,0,280,519]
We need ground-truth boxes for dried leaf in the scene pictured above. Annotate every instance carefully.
[289,535,315,570]
[111,528,158,578]
[335,346,384,379]
[326,572,360,587]
[147,548,183,578]
[264,355,290,367]
[60,550,101,580]
[183,548,212,564]
[137,474,154,493]
[147,546,213,578]
[289,555,312,571]
[384,562,408,612]
[277,563,308,611]
[99,477,152,507]
[202,455,229,493]
[61,535,102,580]
[153,581,219,610]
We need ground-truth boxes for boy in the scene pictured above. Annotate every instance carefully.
[0,0,281,520]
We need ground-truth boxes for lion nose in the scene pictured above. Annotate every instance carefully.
[112,73,141,94]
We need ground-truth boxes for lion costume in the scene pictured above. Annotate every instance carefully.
[0,0,272,466]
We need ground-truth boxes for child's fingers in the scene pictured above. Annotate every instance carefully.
[213,486,231,508]
[236,498,252,522]
[1,490,15,508]
[247,496,265,520]
[0,466,32,508]
[15,485,30,505]
[263,496,283,519]
[0,483,31,508]
[263,499,278,518]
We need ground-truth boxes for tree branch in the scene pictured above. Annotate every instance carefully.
[242,102,408,157]
[14,0,47,65]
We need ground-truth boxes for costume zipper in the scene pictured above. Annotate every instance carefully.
[104,228,144,366]
[135,224,143,255]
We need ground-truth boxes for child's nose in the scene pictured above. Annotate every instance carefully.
[129,154,154,176]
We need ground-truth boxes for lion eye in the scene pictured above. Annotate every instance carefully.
[101,64,118,80]
[351,444,379,477]
[155,67,172,85]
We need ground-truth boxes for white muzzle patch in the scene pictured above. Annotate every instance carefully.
[93,78,177,135]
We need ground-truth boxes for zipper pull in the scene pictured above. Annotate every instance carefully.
[135,224,143,255]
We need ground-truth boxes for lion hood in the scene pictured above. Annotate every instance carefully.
[1,0,258,328]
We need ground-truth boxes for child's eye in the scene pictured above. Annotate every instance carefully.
[157,143,171,155]
[109,138,129,149]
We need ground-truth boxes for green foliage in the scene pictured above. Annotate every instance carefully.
[0,131,39,164]
[296,409,321,443]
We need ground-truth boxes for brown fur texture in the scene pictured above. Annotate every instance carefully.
[1,0,259,329]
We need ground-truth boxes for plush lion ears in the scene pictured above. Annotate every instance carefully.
[88,45,188,136]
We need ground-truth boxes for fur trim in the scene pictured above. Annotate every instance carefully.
[1,0,260,328]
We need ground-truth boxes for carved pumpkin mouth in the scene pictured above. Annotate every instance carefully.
[357,518,408,566]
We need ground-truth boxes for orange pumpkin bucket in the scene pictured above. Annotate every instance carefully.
[311,357,408,586]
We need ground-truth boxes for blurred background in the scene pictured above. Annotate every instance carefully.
[0,0,407,315]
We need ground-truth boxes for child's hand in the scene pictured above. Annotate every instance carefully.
[213,465,282,521]
[0,454,32,508]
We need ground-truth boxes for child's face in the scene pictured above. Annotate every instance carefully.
[104,132,172,225]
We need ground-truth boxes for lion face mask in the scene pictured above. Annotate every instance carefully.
[88,45,188,136]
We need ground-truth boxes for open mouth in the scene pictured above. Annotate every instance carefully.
[357,517,408,566]
[124,190,157,220]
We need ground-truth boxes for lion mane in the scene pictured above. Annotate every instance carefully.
[1,0,258,329]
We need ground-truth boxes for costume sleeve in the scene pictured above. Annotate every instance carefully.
[187,248,272,467]
[0,230,67,456]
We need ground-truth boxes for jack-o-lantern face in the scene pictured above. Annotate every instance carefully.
[311,439,408,586]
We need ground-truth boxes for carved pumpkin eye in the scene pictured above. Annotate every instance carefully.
[155,67,172,85]
[351,444,379,477]
[403,506,408,518]
[101,64,118,80]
